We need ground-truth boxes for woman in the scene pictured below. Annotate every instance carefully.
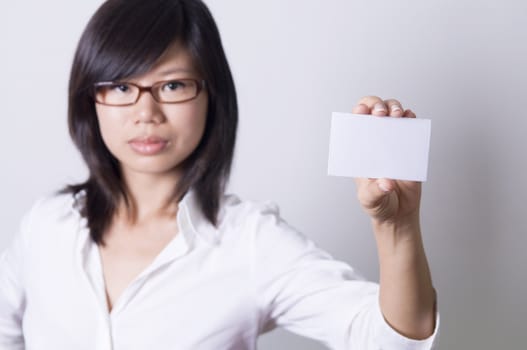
[0,0,438,349]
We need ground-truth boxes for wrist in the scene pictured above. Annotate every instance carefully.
[372,214,423,250]
[372,211,420,234]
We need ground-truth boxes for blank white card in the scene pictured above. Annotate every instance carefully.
[328,112,432,181]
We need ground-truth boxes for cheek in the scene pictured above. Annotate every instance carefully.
[95,106,123,150]
[173,99,208,145]
[98,120,117,150]
[188,111,207,142]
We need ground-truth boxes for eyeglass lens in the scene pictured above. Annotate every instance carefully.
[94,79,201,105]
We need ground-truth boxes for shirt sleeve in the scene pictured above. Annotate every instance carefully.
[250,202,439,350]
[0,212,30,350]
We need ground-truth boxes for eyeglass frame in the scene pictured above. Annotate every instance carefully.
[92,78,207,106]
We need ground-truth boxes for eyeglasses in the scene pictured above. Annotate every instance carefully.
[93,79,206,106]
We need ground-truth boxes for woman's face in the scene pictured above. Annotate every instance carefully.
[95,43,208,181]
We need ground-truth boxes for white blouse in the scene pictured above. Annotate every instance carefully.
[0,191,438,350]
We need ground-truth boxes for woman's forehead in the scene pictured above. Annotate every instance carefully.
[129,42,198,82]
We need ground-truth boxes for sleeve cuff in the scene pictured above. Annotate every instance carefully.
[372,298,440,350]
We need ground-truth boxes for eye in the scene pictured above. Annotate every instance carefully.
[113,83,130,93]
[163,81,185,91]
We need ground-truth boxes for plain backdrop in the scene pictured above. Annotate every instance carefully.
[1,0,526,349]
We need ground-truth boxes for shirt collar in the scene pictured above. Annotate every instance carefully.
[178,189,222,246]
[70,188,221,248]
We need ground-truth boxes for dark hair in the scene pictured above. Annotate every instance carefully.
[63,0,238,245]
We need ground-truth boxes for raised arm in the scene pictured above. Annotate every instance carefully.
[352,96,436,340]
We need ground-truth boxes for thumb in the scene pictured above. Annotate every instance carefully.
[377,178,394,194]
[358,178,395,209]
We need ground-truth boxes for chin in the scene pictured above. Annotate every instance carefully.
[123,159,183,176]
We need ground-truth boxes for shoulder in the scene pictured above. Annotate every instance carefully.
[218,193,291,239]
[7,191,83,266]
[219,193,281,227]
[218,193,316,253]
[25,191,79,224]
[19,191,82,242]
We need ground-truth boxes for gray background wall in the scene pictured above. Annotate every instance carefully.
[1,0,526,348]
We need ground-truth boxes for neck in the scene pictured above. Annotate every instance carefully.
[119,170,182,224]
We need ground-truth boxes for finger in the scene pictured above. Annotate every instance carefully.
[351,103,369,114]
[357,96,388,116]
[377,178,395,193]
[356,177,395,209]
[371,102,389,116]
[384,99,404,117]
[403,108,417,118]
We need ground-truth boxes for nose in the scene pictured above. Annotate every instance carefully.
[134,90,165,124]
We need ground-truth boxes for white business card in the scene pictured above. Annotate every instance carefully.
[328,112,431,181]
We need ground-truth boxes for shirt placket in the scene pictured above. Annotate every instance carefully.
[83,230,193,349]
[79,233,115,350]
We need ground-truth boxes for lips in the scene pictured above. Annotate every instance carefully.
[128,136,169,155]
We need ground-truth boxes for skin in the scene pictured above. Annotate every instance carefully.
[95,42,208,222]
[95,44,436,337]
[94,42,208,311]
[352,97,436,339]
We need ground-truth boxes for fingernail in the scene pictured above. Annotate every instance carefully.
[373,103,387,112]
[391,105,402,113]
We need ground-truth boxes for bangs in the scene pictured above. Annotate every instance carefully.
[78,0,190,85]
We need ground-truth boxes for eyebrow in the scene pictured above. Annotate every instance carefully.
[157,67,195,76]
